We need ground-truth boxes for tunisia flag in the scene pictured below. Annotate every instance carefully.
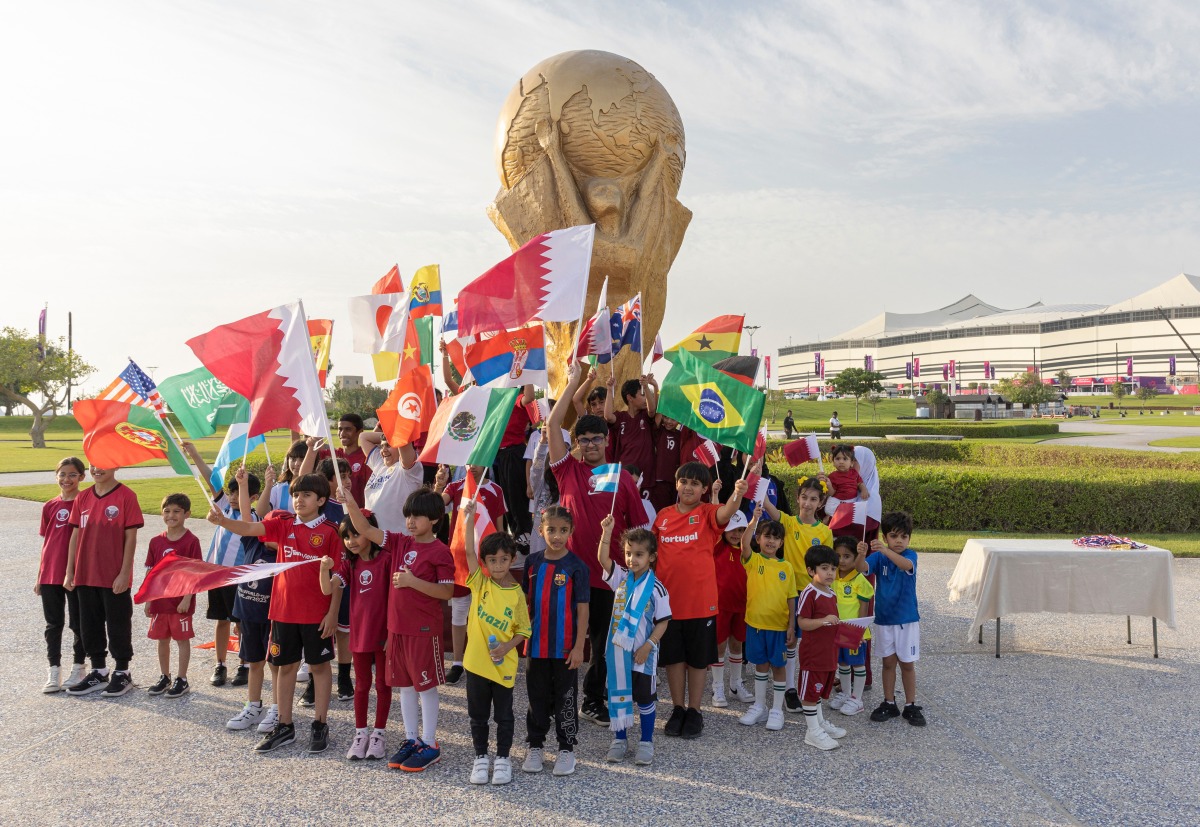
[377,364,435,448]
[186,302,327,438]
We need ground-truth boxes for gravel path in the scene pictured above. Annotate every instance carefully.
[1,497,1195,826]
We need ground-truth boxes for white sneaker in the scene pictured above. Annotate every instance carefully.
[739,704,767,726]
[712,689,729,708]
[765,709,785,731]
[522,747,544,773]
[606,738,627,763]
[829,691,848,710]
[491,756,512,785]
[820,717,847,739]
[731,684,754,703]
[366,729,387,759]
[805,728,840,750]
[346,730,370,760]
[634,741,654,765]
[551,750,577,776]
[470,755,491,784]
[256,704,279,733]
[43,666,62,694]
[840,696,865,716]
[226,702,266,730]
[64,664,88,689]
[296,663,310,682]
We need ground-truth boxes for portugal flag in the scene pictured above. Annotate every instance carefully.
[74,399,190,473]
[665,315,743,365]
[657,349,764,454]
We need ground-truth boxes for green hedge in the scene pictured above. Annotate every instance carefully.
[769,463,1200,533]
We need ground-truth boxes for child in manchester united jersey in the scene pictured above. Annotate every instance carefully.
[796,544,846,751]
[144,494,203,699]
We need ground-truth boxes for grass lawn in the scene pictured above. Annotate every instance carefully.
[0,478,218,515]
[1067,394,1200,409]
[1147,436,1200,449]
[0,433,296,473]
[1103,412,1200,427]
[919,529,1200,557]
[763,397,916,425]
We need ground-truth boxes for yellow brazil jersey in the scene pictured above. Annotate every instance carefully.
[834,569,874,640]
[464,569,531,687]
[780,514,833,591]
[743,553,798,632]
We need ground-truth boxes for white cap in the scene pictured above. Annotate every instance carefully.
[725,510,749,532]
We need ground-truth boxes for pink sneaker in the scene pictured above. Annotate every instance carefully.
[366,729,387,760]
[346,730,369,761]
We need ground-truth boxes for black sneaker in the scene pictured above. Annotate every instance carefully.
[166,677,190,699]
[254,722,296,752]
[579,700,598,722]
[337,678,354,702]
[870,700,901,722]
[231,665,249,687]
[211,664,227,687]
[681,707,704,740]
[147,674,171,696]
[299,679,316,707]
[664,705,686,737]
[784,688,802,713]
[902,704,927,727]
[101,671,133,697]
[590,703,610,726]
[67,669,108,696]
[445,664,464,685]
[310,720,329,752]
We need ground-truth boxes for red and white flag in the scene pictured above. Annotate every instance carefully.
[347,266,406,354]
[783,435,821,466]
[526,398,550,425]
[745,471,771,504]
[134,555,318,604]
[186,302,328,438]
[692,439,720,468]
[651,333,664,364]
[573,276,610,365]
[751,428,767,464]
[458,224,595,337]
[449,474,496,587]
[828,500,868,532]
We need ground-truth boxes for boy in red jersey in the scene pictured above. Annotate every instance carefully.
[344,486,454,773]
[604,375,659,496]
[209,473,341,754]
[144,493,203,699]
[37,457,87,693]
[63,466,143,698]
[652,461,745,739]
[796,544,846,751]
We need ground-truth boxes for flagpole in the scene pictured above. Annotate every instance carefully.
[159,416,216,512]
[812,433,825,475]
[263,438,271,469]
[298,299,348,501]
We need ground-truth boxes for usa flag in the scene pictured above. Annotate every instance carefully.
[98,360,166,418]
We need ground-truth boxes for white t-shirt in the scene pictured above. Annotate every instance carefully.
[602,564,672,676]
[523,427,571,462]
[830,416,841,429]
[363,447,425,534]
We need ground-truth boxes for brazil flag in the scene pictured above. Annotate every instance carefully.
[74,399,191,474]
[658,349,764,454]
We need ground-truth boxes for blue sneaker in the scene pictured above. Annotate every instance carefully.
[387,739,420,769]
[400,740,442,772]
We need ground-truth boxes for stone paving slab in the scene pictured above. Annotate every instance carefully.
[0,497,1195,826]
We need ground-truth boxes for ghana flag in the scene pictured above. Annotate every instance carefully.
[657,349,764,454]
[74,399,191,473]
[664,315,743,365]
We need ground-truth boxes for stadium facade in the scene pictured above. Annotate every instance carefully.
[777,273,1200,394]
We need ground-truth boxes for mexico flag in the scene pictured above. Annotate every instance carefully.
[419,386,519,468]
[135,554,318,604]
[74,399,191,474]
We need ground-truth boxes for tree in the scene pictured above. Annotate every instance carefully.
[924,388,950,418]
[830,367,885,422]
[326,383,389,419]
[996,371,1055,414]
[1111,382,1127,409]
[0,327,93,448]
[1137,385,1158,410]
[1055,368,1072,391]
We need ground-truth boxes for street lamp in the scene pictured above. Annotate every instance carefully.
[745,324,761,356]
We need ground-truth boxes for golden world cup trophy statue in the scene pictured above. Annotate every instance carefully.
[488,49,691,402]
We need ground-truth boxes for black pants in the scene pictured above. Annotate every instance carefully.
[583,586,615,708]
[75,585,133,670]
[525,657,579,750]
[493,444,532,555]
[40,584,85,667]
[466,671,515,758]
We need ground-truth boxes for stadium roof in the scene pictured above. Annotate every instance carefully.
[1105,273,1200,312]
[832,295,1015,340]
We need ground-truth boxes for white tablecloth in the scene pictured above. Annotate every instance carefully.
[947,539,1177,642]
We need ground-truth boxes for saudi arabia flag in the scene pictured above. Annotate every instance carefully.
[657,349,765,454]
[418,386,519,468]
[158,366,249,438]
[74,399,191,474]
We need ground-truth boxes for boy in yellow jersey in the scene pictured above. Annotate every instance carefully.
[736,502,797,732]
[763,475,831,711]
[829,536,874,716]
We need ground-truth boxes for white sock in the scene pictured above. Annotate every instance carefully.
[816,703,828,726]
[356,726,368,735]
[771,681,786,712]
[851,667,866,699]
[784,646,797,690]
[452,660,463,667]
[97,667,110,678]
[838,664,851,695]
[248,700,262,709]
[372,727,386,736]
[711,661,725,695]
[803,704,820,734]
[754,671,768,707]
[418,688,440,744]
[399,687,419,741]
[728,654,745,688]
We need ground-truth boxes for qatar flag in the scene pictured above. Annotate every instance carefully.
[783,434,820,466]
[458,224,594,337]
[135,555,318,604]
[186,302,328,438]
[828,500,868,532]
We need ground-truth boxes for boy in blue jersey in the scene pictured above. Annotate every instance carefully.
[857,511,924,726]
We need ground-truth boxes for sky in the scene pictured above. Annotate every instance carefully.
[3,0,1199,395]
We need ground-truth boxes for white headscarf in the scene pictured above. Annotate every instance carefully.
[854,445,882,521]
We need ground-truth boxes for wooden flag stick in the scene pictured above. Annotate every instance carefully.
[160,417,216,512]
[812,433,826,475]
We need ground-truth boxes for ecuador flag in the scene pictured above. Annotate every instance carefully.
[665,315,743,365]
[657,349,764,454]
[74,399,191,473]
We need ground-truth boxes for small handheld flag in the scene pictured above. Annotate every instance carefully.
[692,439,720,468]
[828,501,868,532]
[783,435,820,466]
[590,463,622,494]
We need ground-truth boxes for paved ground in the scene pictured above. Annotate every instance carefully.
[0,465,182,487]
[1055,419,1200,452]
[1,496,1196,826]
